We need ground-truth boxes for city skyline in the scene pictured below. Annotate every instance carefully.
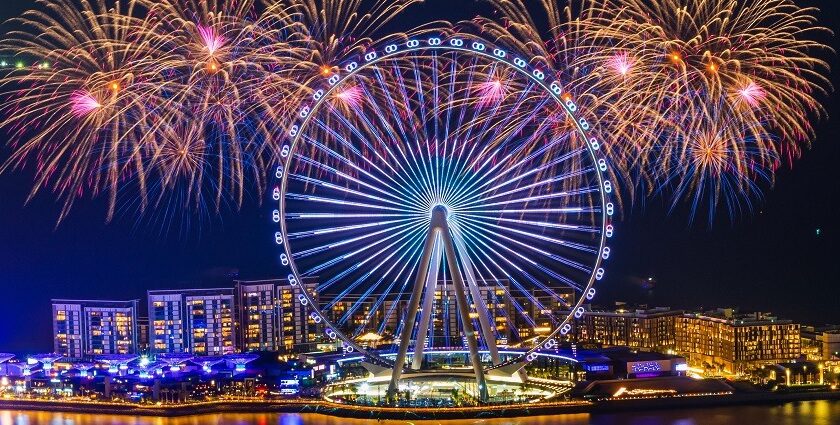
[43,283,817,379]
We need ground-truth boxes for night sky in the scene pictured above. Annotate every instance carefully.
[1,0,838,354]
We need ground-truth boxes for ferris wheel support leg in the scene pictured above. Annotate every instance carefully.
[412,235,442,371]
[453,235,502,367]
[440,225,490,403]
[387,225,438,402]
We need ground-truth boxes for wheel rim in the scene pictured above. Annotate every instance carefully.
[273,35,614,370]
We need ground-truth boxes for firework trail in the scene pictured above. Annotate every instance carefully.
[260,0,425,82]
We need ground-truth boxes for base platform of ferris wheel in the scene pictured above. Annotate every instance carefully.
[322,371,571,407]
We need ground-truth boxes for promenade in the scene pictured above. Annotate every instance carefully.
[2,391,839,420]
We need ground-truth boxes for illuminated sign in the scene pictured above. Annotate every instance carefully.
[586,364,611,372]
[630,361,663,373]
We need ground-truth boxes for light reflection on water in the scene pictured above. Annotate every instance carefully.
[1,400,838,425]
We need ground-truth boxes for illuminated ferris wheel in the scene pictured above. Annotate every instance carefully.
[272,34,614,400]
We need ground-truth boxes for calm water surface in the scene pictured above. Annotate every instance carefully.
[2,400,839,425]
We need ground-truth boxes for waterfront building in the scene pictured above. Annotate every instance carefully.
[237,277,567,352]
[237,282,279,352]
[676,309,801,374]
[235,279,321,353]
[579,348,688,380]
[51,299,139,358]
[576,306,682,352]
[148,288,236,355]
[278,281,321,352]
[147,291,184,353]
[381,280,573,347]
[800,325,840,361]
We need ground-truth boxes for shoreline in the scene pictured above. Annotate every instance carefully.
[2,391,840,420]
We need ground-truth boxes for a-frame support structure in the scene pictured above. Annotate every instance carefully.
[386,205,502,402]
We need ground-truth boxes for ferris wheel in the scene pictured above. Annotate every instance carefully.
[272,34,614,401]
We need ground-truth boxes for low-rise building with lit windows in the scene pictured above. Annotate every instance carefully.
[235,279,321,353]
[801,325,840,362]
[676,309,801,374]
[148,288,236,355]
[147,291,185,353]
[51,299,139,358]
[576,306,682,353]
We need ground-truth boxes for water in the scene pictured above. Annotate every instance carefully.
[1,400,838,425]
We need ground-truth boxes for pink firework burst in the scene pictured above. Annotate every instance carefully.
[335,86,363,108]
[197,25,225,54]
[476,79,505,106]
[607,52,633,76]
[70,90,101,117]
[737,81,766,108]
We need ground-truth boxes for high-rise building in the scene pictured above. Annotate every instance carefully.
[235,279,321,353]
[51,299,139,358]
[676,309,801,374]
[576,307,682,352]
[52,301,83,359]
[331,280,568,349]
[425,281,518,347]
[148,288,236,355]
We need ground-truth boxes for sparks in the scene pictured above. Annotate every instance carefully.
[206,59,220,74]
[197,25,225,54]
[692,133,728,174]
[476,79,506,105]
[335,86,363,108]
[607,52,633,76]
[69,90,101,117]
[737,81,766,108]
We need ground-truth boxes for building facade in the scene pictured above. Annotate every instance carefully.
[676,309,801,374]
[137,316,150,353]
[237,282,279,352]
[148,292,184,353]
[51,299,139,358]
[148,289,236,355]
[235,279,321,353]
[801,325,840,361]
[576,307,682,352]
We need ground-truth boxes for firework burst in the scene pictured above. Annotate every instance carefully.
[0,0,424,226]
[0,0,170,222]
[486,0,832,223]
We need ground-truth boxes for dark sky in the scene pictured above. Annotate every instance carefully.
[1,0,839,353]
